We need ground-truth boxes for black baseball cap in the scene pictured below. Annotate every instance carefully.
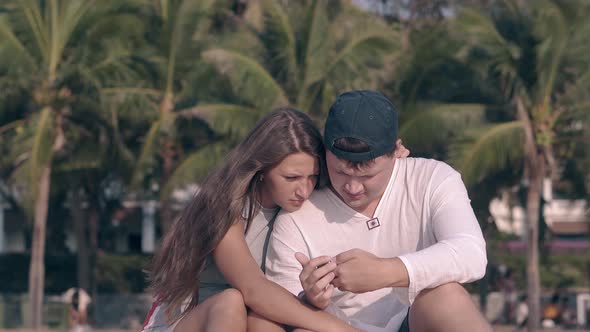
[324,90,398,162]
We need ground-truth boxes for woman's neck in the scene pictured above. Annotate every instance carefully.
[258,187,277,209]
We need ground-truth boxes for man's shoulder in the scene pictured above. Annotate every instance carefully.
[276,188,335,222]
[399,157,459,180]
[273,188,335,238]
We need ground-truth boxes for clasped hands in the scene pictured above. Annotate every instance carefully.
[295,249,395,310]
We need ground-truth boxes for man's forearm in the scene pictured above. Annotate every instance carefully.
[381,257,410,288]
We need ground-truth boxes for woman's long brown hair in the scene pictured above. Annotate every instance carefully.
[147,108,326,320]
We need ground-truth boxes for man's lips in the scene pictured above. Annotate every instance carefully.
[345,193,365,200]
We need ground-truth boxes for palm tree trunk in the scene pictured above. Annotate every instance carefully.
[28,164,51,329]
[88,205,99,320]
[159,94,175,234]
[516,96,542,331]
[89,206,98,288]
[525,159,543,332]
[72,190,90,291]
[160,139,175,234]
[160,142,174,234]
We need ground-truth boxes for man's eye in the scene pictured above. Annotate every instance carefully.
[285,176,298,181]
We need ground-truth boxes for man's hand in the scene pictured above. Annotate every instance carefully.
[333,249,407,293]
[295,252,337,310]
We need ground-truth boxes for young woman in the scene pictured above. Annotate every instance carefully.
[142,108,408,332]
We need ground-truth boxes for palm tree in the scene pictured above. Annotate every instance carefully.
[198,0,398,131]
[385,22,495,159]
[0,0,143,327]
[108,0,398,231]
[105,0,220,233]
[449,1,590,329]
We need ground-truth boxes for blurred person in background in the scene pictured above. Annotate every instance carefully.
[515,294,528,330]
[542,293,561,328]
[66,288,92,332]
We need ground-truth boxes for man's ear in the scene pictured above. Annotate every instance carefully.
[393,139,410,158]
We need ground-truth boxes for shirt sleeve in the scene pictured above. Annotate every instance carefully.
[397,165,487,305]
[265,213,307,296]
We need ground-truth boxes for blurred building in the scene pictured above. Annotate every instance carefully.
[0,184,199,255]
[0,191,26,253]
[489,179,590,253]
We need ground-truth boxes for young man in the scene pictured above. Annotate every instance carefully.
[266,90,492,331]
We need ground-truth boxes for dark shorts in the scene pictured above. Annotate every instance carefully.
[398,308,410,332]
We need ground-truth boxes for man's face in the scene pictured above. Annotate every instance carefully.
[326,150,395,214]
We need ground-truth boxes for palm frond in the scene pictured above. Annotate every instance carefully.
[130,119,162,190]
[177,103,262,139]
[18,0,48,63]
[399,104,487,154]
[449,121,524,186]
[0,15,36,72]
[53,147,102,173]
[453,6,520,91]
[259,0,298,89]
[532,0,568,106]
[324,11,397,91]
[161,142,230,199]
[299,1,330,92]
[45,0,96,77]
[202,48,289,109]
[29,107,56,204]
[562,2,590,65]
[161,0,215,95]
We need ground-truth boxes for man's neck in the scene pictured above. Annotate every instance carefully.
[329,186,384,218]
[356,197,382,218]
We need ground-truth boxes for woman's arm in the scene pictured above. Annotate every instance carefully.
[213,222,359,332]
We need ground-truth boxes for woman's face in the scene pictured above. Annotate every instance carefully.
[259,152,319,212]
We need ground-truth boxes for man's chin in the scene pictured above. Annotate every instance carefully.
[344,199,368,210]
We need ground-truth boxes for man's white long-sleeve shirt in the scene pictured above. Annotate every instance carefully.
[266,158,487,331]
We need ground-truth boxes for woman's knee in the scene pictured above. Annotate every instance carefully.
[411,283,471,320]
[410,283,490,331]
[174,290,247,332]
[414,282,470,304]
[209,289,247,317]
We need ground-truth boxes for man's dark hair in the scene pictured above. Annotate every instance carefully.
[333,137,395,169]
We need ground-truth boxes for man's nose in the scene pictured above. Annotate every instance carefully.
[344,179,363,195]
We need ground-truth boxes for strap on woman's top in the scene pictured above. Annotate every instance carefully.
[260,209,280,273]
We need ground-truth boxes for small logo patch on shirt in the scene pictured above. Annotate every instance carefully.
[366,217,380,230]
